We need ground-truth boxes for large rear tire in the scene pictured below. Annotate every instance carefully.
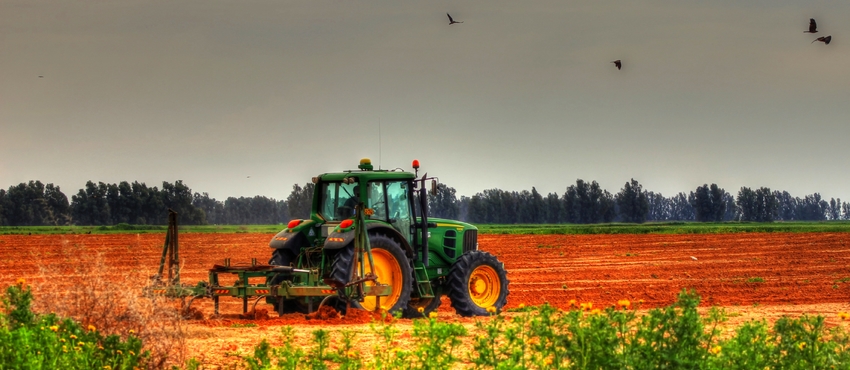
[329,235,413,315]
[268,249,307,314]
[447,251,509,317]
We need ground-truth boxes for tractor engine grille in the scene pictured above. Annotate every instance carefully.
[462,229,478,254]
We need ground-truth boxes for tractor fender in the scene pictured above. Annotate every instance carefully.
[366,224,415,258]
[322,224,414,259]
[269,229,308,256]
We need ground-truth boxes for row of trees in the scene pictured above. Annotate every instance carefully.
[1,179,848,226]
[435,181,848,224]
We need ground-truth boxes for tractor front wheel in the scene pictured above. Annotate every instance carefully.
[329,235,412,315]
[447,251,509,316]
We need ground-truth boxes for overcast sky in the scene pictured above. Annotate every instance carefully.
[2,0,849,202]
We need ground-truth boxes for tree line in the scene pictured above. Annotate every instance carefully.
[0,179,847,226]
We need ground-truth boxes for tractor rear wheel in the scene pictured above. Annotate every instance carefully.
[447,251,509,317]
[268,249,307,314]
[329,235,412,315]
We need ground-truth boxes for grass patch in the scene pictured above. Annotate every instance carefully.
[747,277,765,283]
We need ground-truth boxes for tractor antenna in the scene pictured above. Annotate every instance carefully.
[378,117,382,170]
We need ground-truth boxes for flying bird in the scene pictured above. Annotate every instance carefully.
[812,35,832,44]
[611,60,622,70]
[38,75,44,78]
[805,18,818,33]
[447,13,463,25]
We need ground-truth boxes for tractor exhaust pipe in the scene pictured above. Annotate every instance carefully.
[418,178,429,267]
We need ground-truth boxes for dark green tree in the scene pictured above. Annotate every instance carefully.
[689,184,727,222]
[737,187,777,222]
[193,192,225,224]
[829,198,841,221]
[669,192,695,220]
[286,183,314,220]
[44,183,70,225]
[774,190,796,221]
[2,181,67,226]
[615,179,649,223]
[645,191,670,221]
[428,183,459,219]
[0,189,8,225]
[161,180,205,225]
[544,192,562,223]
[563,179,615,224]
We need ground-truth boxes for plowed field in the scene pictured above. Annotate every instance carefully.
[2,232,849,367]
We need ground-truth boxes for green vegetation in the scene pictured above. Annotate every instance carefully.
[0,281,145,369]
[7,282,850,369]
[240,290,850,369]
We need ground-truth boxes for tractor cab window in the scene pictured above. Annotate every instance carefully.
[368,181,413,242]
[367,182,387,220]
[319,182,360,221]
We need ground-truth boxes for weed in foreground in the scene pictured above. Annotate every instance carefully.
[236,289,850,370]
[1,281,145,369]
[30,241,187,369]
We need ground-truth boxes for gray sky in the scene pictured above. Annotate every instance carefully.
[2,0,849,202]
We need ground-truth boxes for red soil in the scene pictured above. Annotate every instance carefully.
[1,231,849,317]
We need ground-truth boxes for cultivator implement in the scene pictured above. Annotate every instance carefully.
[147,207,391,317]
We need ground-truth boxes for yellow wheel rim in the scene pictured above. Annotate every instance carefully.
[361,249,403,311]
[468,265,501,308]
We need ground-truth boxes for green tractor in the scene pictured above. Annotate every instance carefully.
[266,158,509,317]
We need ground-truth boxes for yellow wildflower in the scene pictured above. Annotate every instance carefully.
[60,338,66,343]
[568,299,577,308]
[128,329,135,335]
[580,302,593,311]
[77,342,85,347]
[103,366,112,370]
[617,299,631,309]
[710,346,721,355]
[346,350,357,358]
[798,342,806,350]
[429,312,438,319]
[49,326,59,332]
[117,350,123,355]
[518,303,526,309]
[70,334,77,340]
[838,312,849,321]
[543,358,553,366]
[590,308,602,315]
[417,307,425,314]
[486,306,497,314]
[16,278,26,286]
[88,324,97,332]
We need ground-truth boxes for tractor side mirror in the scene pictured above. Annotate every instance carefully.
[430,180,438,196]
